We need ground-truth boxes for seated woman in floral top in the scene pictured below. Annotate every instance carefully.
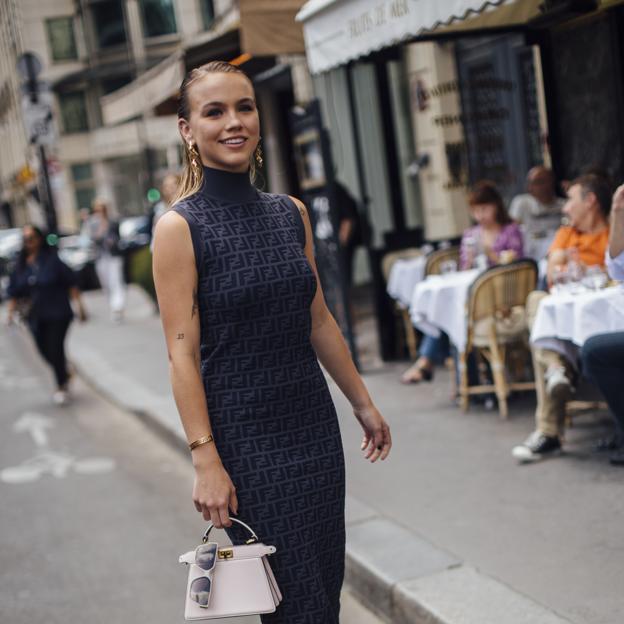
[401,180,524,384]
[460,180,524,270]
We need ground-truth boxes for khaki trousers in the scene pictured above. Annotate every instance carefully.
[526,291,573,438]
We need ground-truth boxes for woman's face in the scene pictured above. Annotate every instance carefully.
[22,226,41,254]
[470,203,498,227]
[179,72,260,174]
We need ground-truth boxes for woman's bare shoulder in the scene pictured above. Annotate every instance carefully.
[287,195,307,218]
[153,210,193,259]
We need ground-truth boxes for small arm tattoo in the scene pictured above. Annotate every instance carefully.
[177,333,184,340]
[191,289,198,319]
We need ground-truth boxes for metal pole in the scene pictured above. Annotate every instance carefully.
[38,144,57,233]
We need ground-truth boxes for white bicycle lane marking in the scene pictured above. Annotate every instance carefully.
[1,412,116,484]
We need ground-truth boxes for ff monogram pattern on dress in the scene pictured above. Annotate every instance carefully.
[173,180,346,624]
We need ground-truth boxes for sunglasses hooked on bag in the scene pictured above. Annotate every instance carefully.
[178,517,282,620]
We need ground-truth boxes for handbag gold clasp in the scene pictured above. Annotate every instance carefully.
[218,548,233,560]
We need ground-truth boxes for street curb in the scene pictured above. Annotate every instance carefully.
[68,343,188,457]
[341,505,572,623]
[67,300,571,624]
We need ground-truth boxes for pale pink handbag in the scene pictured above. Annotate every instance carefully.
[179,518,282,620]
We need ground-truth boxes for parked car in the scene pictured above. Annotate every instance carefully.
[118,215,151,253]
[0,228,22,301]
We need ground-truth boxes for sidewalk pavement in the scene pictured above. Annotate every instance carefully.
[68,286,622,624]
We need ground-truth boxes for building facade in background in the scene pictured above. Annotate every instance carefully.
[0,0,312,231]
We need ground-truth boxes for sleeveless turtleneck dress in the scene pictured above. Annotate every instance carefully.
[173,167,346,624]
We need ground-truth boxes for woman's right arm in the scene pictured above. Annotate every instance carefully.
[6,269,25,324]
[152,211,238,528]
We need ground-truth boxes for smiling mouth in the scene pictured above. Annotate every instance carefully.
[219,137,247,146]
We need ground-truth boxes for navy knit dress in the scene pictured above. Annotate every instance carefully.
[174,166,346,624]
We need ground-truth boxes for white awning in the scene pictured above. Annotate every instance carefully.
[101,51,184,126]
[296,0,522,74]
[100,9,240,125]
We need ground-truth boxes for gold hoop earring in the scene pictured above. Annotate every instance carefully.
[188,143,201,173]
[255,144,263,168]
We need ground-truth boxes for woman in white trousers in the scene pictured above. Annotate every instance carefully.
[90,198,126,321]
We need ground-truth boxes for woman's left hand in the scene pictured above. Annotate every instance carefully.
[353,403,392,462]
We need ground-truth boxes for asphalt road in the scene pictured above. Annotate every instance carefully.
[0,324,381,624]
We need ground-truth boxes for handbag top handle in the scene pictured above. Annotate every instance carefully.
[202,517,259,544]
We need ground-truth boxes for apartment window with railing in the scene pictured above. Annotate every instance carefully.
[59,92,89,133]
[140,0,177,38]
[46,17,78,62]
[91,0,127,49]
[200,0,215,29]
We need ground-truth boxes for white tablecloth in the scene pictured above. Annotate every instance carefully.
[409,269,480,352]
[386,256,427,307]
[530,286,624,346]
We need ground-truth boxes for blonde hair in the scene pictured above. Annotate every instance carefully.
[173,61,258,206]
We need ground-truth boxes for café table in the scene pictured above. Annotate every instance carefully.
[530,285,624,347]
[409,269,480,352]
[386,255,427,308]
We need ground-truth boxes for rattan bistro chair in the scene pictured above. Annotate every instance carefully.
[424,245,461,276]
[382,247,423,359]
[383,245,461,359]
[459,260,538,419]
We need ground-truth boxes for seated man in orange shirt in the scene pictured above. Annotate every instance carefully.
[513,174,611,462]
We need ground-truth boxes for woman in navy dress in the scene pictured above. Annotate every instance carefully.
[152,62,392,624]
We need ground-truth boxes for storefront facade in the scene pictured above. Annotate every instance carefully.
[297,0,549,358]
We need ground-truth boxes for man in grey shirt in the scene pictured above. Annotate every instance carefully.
[509,166,564,261]
[581,183,624,465]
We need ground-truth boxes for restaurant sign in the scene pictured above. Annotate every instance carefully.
[297,0,514,74]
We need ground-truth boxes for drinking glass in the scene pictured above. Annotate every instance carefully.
[583,265,608,290]
[440,259,458,275]
[552,266,570,293]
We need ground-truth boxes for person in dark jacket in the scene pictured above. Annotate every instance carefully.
[334,180,368,290]
[7,225,87,405]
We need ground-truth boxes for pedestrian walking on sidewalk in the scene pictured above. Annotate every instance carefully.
[152,61,392,624]
[88,197,126,322]
[150,172,181,253]
[6,225,87,405]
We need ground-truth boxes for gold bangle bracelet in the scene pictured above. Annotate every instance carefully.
[189,434,214,451]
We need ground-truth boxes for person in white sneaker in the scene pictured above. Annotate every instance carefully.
[581,184,624,465]
[513,174,611,462]
[88,198,126,322]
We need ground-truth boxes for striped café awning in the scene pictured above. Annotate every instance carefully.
[296,0,542,74]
